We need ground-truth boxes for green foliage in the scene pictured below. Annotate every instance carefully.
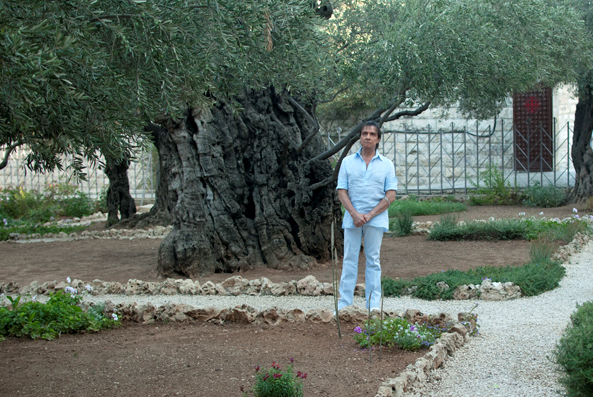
[382,259,565,300]
[554,301,593,397]
[428,215,590,242]
[0,184,94,222]
[522,182,567,208]
[470,167,522,205]
[390,210,414,236]
[0,224,87,242]
[245,361,306,397]
[321,0,585,127]
[0,291,119,340]
[529,231,558,264]
[353,317,446,351]
[388,197,466,218]
[1,0,328,175]
[429,217,528,241]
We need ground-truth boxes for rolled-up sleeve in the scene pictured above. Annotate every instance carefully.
[384,161,397,191]
[336,158,349,190]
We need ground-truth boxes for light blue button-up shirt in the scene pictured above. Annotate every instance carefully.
[336,148,397,231]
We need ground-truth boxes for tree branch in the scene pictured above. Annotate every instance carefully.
[0,142,22,170]
[384,101,431,122]
[287,96,322,154]
[316,86,350,104]
[310,134,359,190]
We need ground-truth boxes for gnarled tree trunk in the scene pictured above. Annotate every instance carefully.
[104,153,137,226]
[568,85,593,203]
[154,88,342,277]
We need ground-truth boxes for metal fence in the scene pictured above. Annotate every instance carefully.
[0,149,156,205]
[0,120,575,199]
[326,119,575,195]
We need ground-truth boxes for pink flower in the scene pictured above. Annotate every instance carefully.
[273,373,282,379]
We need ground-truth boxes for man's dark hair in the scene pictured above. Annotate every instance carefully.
[362,121,381,149]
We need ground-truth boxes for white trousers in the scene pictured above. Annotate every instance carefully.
[338,225,384,310]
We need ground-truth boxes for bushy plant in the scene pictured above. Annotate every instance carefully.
[391,210,414,236]
[0,291,119,341]
[469,167,522,205]
[522,182,566,207]
[243,360,306,397]
[554,301,593,397]
[429,217,528,241]
[353,317,449,351]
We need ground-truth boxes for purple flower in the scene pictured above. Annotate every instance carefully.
[289,357,294,364]
[255,365,260,372]
[354,326,363,334]
[273,373,282,379]
[410,325,417,332]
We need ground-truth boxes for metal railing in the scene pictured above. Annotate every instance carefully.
[0,120,575,199]
[325,120,574,195]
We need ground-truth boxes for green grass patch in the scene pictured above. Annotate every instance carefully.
[388,197,466,218]
[0,291,120,341]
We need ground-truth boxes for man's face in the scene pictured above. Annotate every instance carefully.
[360,125,380,151]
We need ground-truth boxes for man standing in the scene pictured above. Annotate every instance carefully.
[336,121,397,311]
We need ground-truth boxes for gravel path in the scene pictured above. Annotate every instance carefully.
[82,242,593,397]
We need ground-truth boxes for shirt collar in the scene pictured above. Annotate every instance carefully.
[355,147,383,161]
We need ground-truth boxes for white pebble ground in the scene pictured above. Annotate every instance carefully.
[83,242,593,397]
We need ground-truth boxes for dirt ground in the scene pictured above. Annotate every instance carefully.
[0,203,587,397]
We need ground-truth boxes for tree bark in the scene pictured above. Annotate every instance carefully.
[104,153,137,226]
[154,88,342,277]
[568,85,593,203]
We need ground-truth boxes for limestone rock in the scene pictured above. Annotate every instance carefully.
[305,308,334,323]
[225,304,258,323]
[354,283,365,297]
[297,275,323,296]
[200,281,217,295]
[185,307,224,321]
[178,279,200,295]
[219,276,249,296]
[338,306,368,323]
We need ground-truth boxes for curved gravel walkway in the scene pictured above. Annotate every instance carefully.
[83,241,593,397]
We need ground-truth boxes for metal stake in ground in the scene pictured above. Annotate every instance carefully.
[331,220,341,338]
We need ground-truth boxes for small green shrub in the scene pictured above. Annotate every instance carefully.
[522,182,566,207]
[469,167,522,205]
[244,360,306,397]
[0,291,119,340]
[429,217,528,241]
[391,211,414,236]
[554,301,593,397]
[529,231,557,264]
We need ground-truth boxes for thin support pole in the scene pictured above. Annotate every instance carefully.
[331,221,342,339]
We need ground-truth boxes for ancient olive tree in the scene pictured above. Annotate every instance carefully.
[0,0,331,223]
[565,0,593,202]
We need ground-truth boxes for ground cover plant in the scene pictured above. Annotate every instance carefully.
[554,301,593,397]
[388,196,466,218]
[0,184,97,241]
[353,317,442,351]
[522,182,567,208]
[0,290,120,341]
[428,213,590,242]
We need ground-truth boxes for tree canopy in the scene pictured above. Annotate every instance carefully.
[0,0,328,175]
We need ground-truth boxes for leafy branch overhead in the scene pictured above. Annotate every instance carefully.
[0,0,329,175]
